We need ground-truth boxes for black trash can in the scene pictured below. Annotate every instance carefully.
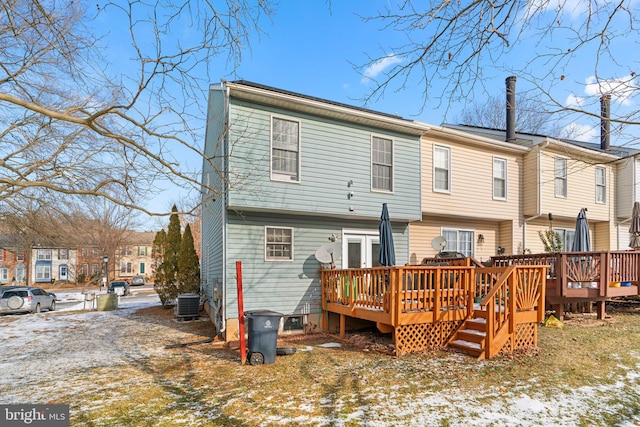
[244,310,283,365]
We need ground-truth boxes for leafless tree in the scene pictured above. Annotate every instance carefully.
[457,94,578,138]
[0,0,274,217]
[359,1,639,144]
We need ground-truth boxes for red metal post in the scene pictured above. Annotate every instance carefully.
[236,261,246,365]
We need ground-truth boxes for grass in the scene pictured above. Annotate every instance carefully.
[21,305,640,426]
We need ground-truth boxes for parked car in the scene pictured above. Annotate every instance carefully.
[0,286,56,314]
[108,281,130,296]
[131,275,145,286]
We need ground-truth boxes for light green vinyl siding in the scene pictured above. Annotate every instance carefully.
[224,211,410,318]
[201,87,228,302]
[226,99,421,221]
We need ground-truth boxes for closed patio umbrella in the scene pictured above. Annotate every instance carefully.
[629,202,640,249]
[378,203,396,266]
[571,208,591,252]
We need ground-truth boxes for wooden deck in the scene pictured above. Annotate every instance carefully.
[321,265,547,359]
[491,251,640,319]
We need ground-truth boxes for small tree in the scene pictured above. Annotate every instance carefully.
[538,229,563,253]
[177,224,201,295]
[154,206,182,305]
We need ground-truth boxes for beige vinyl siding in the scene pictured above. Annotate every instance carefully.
[409,216,501,263]
[616,157,636,218]
[523,149,540,217]
[539,149,614,222]
[421,136,522,220]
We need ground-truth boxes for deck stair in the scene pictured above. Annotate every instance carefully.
[448,314,488,359]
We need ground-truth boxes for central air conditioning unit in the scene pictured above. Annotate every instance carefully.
[175,293,200,320]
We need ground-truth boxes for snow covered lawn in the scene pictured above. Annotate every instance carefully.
[1,297,640,426]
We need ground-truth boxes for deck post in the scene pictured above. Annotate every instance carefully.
[554,303,565,320]
[596,301,606,320]
[339,313,345,338]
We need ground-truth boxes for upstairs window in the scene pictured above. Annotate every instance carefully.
[493,157,507,200]
[371,136,393,192]
[434,145,451,193]
[596,167,606,203]
[271,117,300,182]
[265,227,293,261]
[37,249,52,260]
[555,158,567,198]
[138,246,148,256]
[58,249,69,260]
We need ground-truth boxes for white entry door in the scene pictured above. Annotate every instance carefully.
[343,232,380,269]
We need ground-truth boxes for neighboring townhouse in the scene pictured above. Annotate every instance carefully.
[615,151,640,249]
[29,247,77,285]
[115,231,155,282]
[437,123,621,257]
[410,125,529,264]
[201,80,429,339]
[77,247,108,283]
[0,248,27,285]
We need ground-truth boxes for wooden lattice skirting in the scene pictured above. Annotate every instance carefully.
[498,322,537,356]
[394,320,463,356]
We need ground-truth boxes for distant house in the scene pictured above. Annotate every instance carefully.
[201,80,428,340]
[29,247,77,285]
[0,248,27,285]
[115,231,155,282]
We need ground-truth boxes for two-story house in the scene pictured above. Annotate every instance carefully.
[115,231,155,282]
[29,247,77,285]
[415,123,621,261]
[0,248,27,285]
[201,80,429,340]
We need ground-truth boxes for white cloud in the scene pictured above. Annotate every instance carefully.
[361,54,403,84]
[565,94,584,109]
[561,122,598,142]
[584,75,636,106]
[527,0,589,19]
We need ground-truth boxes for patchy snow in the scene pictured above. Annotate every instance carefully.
[1,292,640,426]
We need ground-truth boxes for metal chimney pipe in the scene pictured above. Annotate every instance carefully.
[506,76,516,143]
[601,95,610,151]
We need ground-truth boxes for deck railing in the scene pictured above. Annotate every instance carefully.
[491,250,640,295]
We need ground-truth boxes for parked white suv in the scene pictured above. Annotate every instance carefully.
[0,286,56,314]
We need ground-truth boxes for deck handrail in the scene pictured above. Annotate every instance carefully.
[478,265,547,359]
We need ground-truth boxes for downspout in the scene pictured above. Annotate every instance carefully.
[523,140,550,252]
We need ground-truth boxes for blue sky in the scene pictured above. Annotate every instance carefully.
[126,1,637,217]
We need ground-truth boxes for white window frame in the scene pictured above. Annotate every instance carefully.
[596,166,606,204]
[35,265,51,280]
[58,249,69,260]
[270,115,301,183]
[493,157,508,200]
[15,264,25,282]
[442,228,475,257]
[81,263,89,276]
[0,267,8,282]
[555,228,576,251]
[264,226,294,261]
[120,262,133,274]
[138,246,148,256]
[371,135,394,192]
[555,157,567,198]
[37,249,52,260]
[91,264,100,275]
[433,145,451,193]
